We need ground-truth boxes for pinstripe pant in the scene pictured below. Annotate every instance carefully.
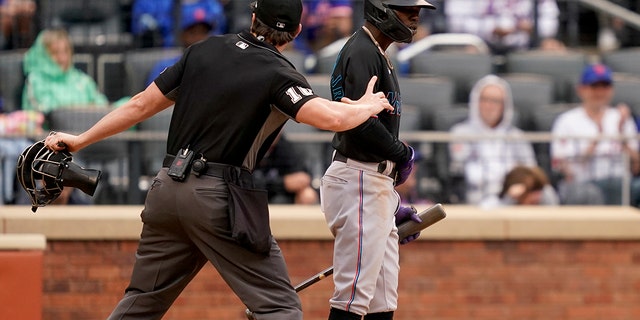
[321,160,401,316]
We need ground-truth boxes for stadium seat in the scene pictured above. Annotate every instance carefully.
[137,107,173,176]
[602,47,640,77]
[48,106,129,203]
[39,0,129,47]
[398,75,455,130]
[530,103,577,178]
[96,53,126,102]
[612,72,640,116]
[305,75,333,100]
[0,50,26,112]
[313,37,348,74]
[501,73,554,131]
[429,104,469,203]
[406,51,493,104]
[282,49,309,74]
[282,120,330,188]
[123,47,183,96]
[505,50,586,103]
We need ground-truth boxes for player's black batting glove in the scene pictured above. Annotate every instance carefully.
[395,205,422,245]
[395,145,415,186]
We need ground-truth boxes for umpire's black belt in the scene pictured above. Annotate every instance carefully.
[332,152,396,178]
[163,154,229,178]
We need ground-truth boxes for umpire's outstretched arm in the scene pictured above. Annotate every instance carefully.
[44,77,392,153]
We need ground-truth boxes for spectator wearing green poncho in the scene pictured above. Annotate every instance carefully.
[22,28,108,113]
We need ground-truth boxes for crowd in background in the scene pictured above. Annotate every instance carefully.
[2,0,640,207]
[1,1,640,58]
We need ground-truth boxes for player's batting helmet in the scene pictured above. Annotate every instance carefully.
[16,140,102,212]
[364,0,435,43]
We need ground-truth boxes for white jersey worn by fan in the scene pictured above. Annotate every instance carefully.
[551,106,639,182]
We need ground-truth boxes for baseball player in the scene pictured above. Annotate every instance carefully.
[43,0,393,319]
[320,1,435,319]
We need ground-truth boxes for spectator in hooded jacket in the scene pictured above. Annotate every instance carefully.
[449,74,538,204]
[21,28,108,114]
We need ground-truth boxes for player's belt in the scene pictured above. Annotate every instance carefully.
[332,152,396,178]
[163,154,229,178]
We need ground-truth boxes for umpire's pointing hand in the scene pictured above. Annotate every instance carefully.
[339,76,393,115]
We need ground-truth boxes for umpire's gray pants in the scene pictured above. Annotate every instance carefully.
[107,168,302,320]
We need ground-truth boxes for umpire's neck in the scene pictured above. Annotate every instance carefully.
[250,14,302,53]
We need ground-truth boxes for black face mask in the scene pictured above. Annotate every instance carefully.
[376,8,415,43]
[16,140,102,212]
[365,1,416,43]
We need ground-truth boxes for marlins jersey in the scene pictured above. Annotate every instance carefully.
[154,30,318,170]
[329,28,411,164]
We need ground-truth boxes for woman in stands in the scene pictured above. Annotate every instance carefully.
[21,28,108,113]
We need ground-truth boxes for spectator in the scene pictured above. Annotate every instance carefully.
[253,133,319,204]
[551,63,640,205]
[480,165,559,208]
[21,28,108,114]
[131,0,226,48]
[0,0,36,49]
[294,0,353,54]
[608,1,640,50]
[20,28,111,205]
[146,0,222,86]
[0,109,42,204]
[445,0,564,55]
[449,74,537,204]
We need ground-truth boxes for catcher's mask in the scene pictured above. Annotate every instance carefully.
[16,140,102,212]
[365,0,435,43]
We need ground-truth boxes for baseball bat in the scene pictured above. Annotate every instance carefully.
[245,203,447,319]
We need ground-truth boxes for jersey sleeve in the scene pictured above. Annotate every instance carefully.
[154,47,188,100]
[270,67,318,119]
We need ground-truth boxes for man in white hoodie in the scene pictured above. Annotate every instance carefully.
[449,74,540,205]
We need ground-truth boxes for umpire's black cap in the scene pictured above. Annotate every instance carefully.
[254,0,303,32]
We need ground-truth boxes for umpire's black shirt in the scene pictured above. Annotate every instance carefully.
[154,30,318,170]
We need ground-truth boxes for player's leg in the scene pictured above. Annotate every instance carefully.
[367,200,401,315]
[321,162,396,316]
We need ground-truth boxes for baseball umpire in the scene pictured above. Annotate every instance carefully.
[320,0,435,319]
[44,0,393,319]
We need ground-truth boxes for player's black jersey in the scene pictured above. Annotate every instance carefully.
[154,30,318,170]
[329,28,410,164]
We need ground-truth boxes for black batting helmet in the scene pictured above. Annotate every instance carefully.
[365,0,435,43]
[16,140,101,212]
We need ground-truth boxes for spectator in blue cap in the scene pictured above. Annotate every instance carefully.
[145,0,226,85]
[132,0,226,48]
[551,63,640,206]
